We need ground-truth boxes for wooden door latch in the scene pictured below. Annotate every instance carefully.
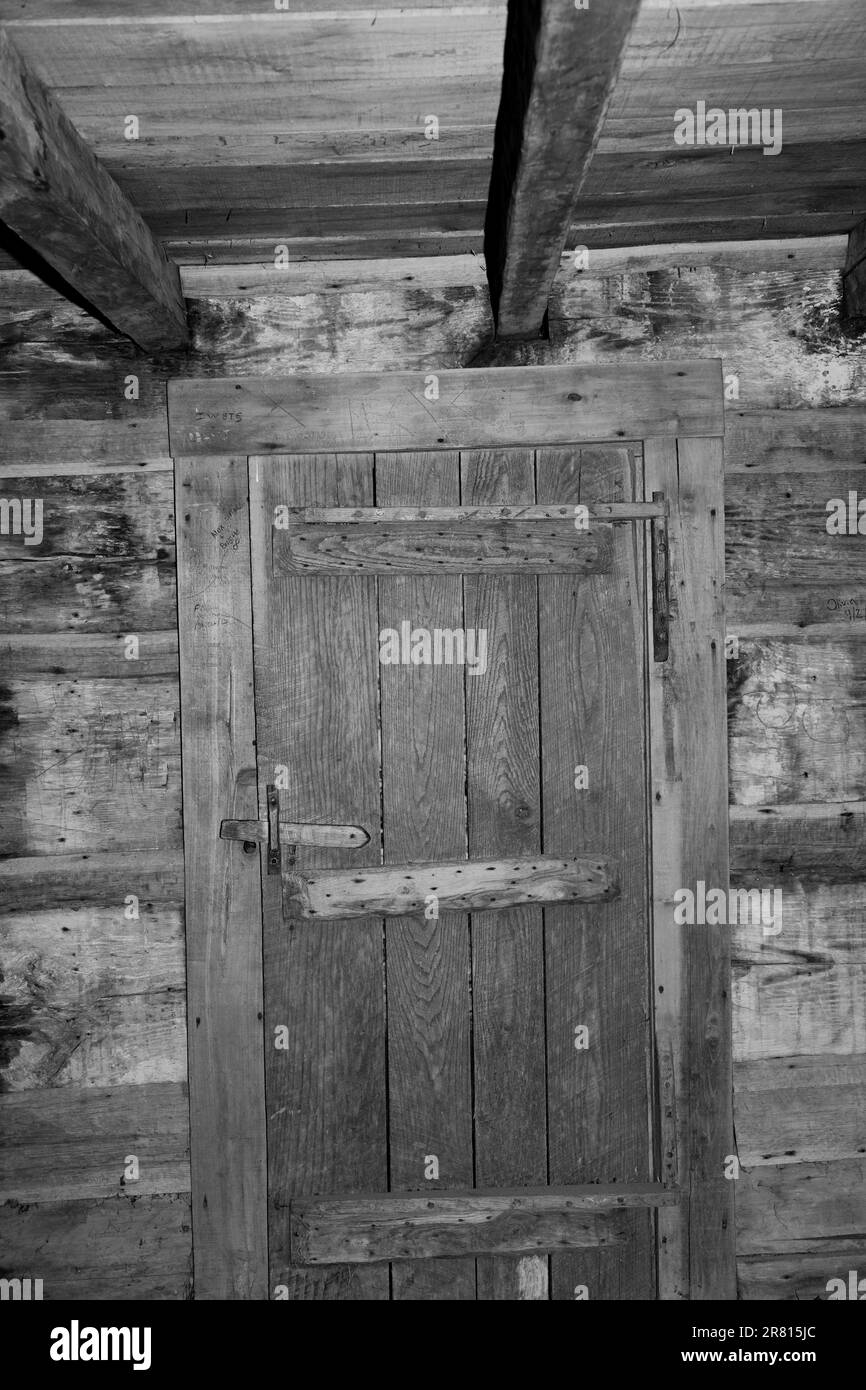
[220,785,371,874]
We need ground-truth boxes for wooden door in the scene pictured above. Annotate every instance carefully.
[171,363,733,1301]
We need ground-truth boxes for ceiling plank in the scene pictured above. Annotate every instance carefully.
[0,29,187,351]
[484,0,641,340]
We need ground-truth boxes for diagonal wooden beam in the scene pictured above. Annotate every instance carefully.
[842,218,866,321]
[484,0,641,341]
[0,29,187,351]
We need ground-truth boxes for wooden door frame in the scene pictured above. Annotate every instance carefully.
[170,361,733,1300]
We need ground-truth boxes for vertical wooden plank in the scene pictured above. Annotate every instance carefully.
[377,451,475,1301]
[175,455,267,1299]
[644,436,735,1301]
[537,445,655,1302]
[249,453,388,1301]
[461,448,548,1302]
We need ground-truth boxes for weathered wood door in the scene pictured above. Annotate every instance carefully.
[171,363,733,1301]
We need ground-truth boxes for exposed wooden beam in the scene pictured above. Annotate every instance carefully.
[484,0,641,340]
[0,29,187,351]
[842,219,866,320]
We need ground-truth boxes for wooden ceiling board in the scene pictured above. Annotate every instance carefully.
[0,0,862,259]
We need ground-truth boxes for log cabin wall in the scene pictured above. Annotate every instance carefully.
[1,0,865,1302]
[2,239,864,1299]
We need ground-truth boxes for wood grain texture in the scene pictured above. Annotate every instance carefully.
[0,848,184,909]
[0,29,187,349]
[726,473,866,630]
[249,452,388,1302]
[0,676,181,857]
[0,1194,192,1300]
[735,1057,866,1167]
[0,472,174,561]
[377,450,475,1301]
[297,504,665,523]
[3,241,864,1297]
[739,1243,866,1301]
[274,515,613,576]
[736,1160,866,1255]
[733,960,866,1062]
[0,632,179,680]
[727,635,866,806]
[3,242,856,462]
[645,436,734,1300]
[291,1185,675,1265]
[730,802,866,886]
[0,558,177,633]
[0,1080,190,1201]
[285,855,618,920]
[167,363,724,456]
[4,2,861,257]
[485,0,640,337]
[537,445,655,1302]
[462,447,547,1300]
[0,887,185,1092]
[175,455,267,1299]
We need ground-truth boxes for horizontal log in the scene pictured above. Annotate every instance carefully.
[728,634,866,807]
[290,1185,678,1265]
[1,856,185,1093]
[220,818,370,849]
[0,472,174,561]
[739,1244,866,1302]
[725,408,866,476]
[276,517,614,576]
[0,557,177,633]
[730,802,866,886]
[167,362,724,456]
[0,849,184,911]
[0,632,179,680]
[284,855,618,920]
[0,677,181,857]
[0,1195,192,1300]
[0,1080,190,1203]
[1,892,186,1091]
[737,1160,866,1256]
[735,1057,866,1167]
[726,471,866,628]
[733,961,866,1063]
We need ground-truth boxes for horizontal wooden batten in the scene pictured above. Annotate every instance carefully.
[290,1185,679,1265]
[294,503,667,523]
[275,516,613,576]
[284,855,618,920]
[167,362,724,456]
